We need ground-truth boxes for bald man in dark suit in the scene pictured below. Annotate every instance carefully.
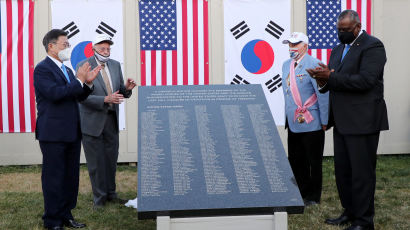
[307,10,388,230]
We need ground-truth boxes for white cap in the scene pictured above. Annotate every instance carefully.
[93,33,113,46]
[282,32,309,45]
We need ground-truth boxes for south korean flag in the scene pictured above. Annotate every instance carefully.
[51,0,124,72]
[224,0,291,125]
[51,0,126,130]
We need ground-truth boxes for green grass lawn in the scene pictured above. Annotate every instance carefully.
[0,155,409,230]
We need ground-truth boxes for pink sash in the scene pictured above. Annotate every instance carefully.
[289,59,317,123]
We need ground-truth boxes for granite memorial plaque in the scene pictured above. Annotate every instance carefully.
[137,84,304,219]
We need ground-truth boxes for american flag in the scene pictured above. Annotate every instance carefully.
[306,0,372,64]
[0,0,35,133]
[139,0,209,86]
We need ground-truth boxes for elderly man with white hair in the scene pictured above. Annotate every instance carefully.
[281,32,329,206]
[77,34,137,210]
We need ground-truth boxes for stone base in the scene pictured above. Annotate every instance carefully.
[157,212,288,230]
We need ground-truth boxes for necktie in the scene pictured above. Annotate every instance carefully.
[100,63,113,108]
[100,63,112,95]
[341,44,351,61]
[61,64,70,82]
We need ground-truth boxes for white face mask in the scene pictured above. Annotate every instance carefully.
[95,51,110,63]
[58,47,71,62]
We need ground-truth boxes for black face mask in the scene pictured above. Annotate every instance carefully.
[338,31,356,44]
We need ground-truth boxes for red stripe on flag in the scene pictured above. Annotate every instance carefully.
[308,49,312,55]
[18,0,26,132]
[172,50,178,85]
[203,0,209,85]
[327,49,332,65]
[367,0,371,34]
[140,50,146,86]
[29,0,35,132]
[151,51,156,86]
[6,0,14,132]
[347,0,352,9]
[161,50,167,85]
[357,0,362,21]
[316,49,322,61]
[182,0,188,85]
[192,0,199,85]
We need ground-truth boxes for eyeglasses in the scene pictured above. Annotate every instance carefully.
[52,41,71,48]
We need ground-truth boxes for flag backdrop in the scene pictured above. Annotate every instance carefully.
[138,0,209,86]
[306,0,372,64]
[224,0,291,125]
[51,0,126,130]
[0,0,35,133]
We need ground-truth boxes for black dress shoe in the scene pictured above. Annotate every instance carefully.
[63,219,86,229]
[344,225,370,230]
[325,214,352,226]
[46,227,65,230]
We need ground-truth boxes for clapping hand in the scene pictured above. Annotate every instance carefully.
[76,62,102,84]
[306,63,334,87]
[104,91,124,104]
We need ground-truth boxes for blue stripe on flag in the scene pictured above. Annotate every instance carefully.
[139,0,177,51]
[306,0,341,49]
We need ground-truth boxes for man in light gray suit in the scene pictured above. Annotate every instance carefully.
[77,34,137,209]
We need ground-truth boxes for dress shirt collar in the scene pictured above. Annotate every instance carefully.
[47,55,64,68]
[348,30,363,46]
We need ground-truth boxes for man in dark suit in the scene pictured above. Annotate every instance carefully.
[34,29,101,230]
[77,34,136,209]
[306,10,388,230]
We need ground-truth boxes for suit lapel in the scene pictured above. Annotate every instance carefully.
[66,66,76,82]
[45,57,69,83]
[331,45,344,69]
[90,56,108,95]
[106,60,118,91]
[295,55,308,75]
[336,31,367,71]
